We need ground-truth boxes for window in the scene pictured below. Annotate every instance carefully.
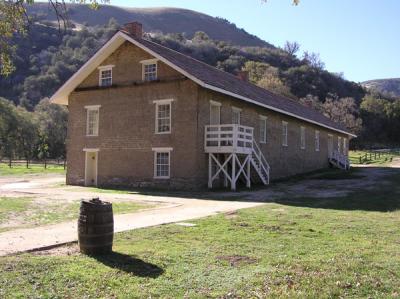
[232,107,241,125]
[98,65,114,87]
[141,59,158,82]
[154,99,173,134]
[343,138,347,153]
[210,100,221,125]
[315,130,320,151]
[282,121,288,147]
[338,136,342,153]
[259,116,267,143]
[153,148,172,179]
[300,126,306,149]
[85,105,100,136]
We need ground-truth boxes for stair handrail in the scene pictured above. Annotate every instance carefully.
[252,140,270,183]
[330,150,350,170]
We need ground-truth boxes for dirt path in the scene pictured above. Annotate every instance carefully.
[1,159,399,256]
[0,178,263,256]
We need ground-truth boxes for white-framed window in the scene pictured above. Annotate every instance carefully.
[154,99,173,134]
[300,126,306,149]
[338,136,342,153]
[98,65,114,87]
[259,115,267,144]
[153,148,172,179]
[141,59,158,82]
[343,138,347,153]
[85,105,101,136]
[210,100,221,125]
[282,121,288,147]
[232,107,241,125]
[315,130,320,151]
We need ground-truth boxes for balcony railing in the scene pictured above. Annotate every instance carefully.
[204,124,253,154]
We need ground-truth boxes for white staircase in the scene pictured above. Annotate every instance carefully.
[205,124,270,190]
[329,151,350,170]
[251,141,270,185]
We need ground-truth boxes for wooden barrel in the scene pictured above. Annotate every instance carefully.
[78,198,114,255]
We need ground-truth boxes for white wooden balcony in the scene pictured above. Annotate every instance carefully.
[204,124,254,155]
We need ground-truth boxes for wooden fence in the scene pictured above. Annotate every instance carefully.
[0,158,67,169]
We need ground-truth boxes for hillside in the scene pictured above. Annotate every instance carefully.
[27,3,271,47]
[362,78,400,98]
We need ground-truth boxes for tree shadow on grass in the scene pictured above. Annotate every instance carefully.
[92,251,164,278]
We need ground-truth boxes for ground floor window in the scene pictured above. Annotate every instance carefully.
[153,148,172,179]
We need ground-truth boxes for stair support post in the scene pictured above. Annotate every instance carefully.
[246,154,251,188]
[231,153,236,191]
[208,154,212,189]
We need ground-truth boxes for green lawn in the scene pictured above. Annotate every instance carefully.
[0,162,66,176]
[349,150,398,165]
[0,197,152,232]
[1,170,399,298]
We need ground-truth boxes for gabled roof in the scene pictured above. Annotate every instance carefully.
[51,30,355,137]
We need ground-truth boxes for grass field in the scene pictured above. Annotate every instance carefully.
[0,197,152,232]
[0,162,66,176]
[0,169,399,298]
[349,150,399,165]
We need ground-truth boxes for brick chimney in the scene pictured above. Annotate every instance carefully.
[122,22,143,38]
[237,70,249,82]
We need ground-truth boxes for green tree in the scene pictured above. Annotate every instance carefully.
[35,98,68,159]
[15,107,39,167]
[0,0,107,76]
[0,97,19,165]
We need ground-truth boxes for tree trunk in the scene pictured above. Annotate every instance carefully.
[8,157,12,168]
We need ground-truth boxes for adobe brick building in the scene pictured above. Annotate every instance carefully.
[51,22,354,190]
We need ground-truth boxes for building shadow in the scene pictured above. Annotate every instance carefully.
[92,251,164,278]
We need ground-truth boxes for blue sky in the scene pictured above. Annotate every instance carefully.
[75,0,400,82]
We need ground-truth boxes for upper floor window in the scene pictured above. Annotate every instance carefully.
[259,115,267,144]
[141,59,158,82]
[98,65,114,87]
[300,126,306,149]
[210,100,221,125]
[154,99,173,134]
[85,105,100,136]
[232,107,241,125]
[315,130,320,151]
[282,121,288,147]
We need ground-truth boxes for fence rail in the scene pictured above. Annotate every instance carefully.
[350,149,397,164]
[0,159,66,169]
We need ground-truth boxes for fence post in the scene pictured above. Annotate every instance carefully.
[8,158,12,168]
[359,156,361,164]
[44,159,47,169]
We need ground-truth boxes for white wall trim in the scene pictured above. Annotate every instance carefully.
[153,99,174,104]
[210,100,222,107]
[97,64,115,70]
[140,58,159,64]
[83,148,100,152]
[232,106,242,112]
[84,105,101,109]
[152,147,173,151]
